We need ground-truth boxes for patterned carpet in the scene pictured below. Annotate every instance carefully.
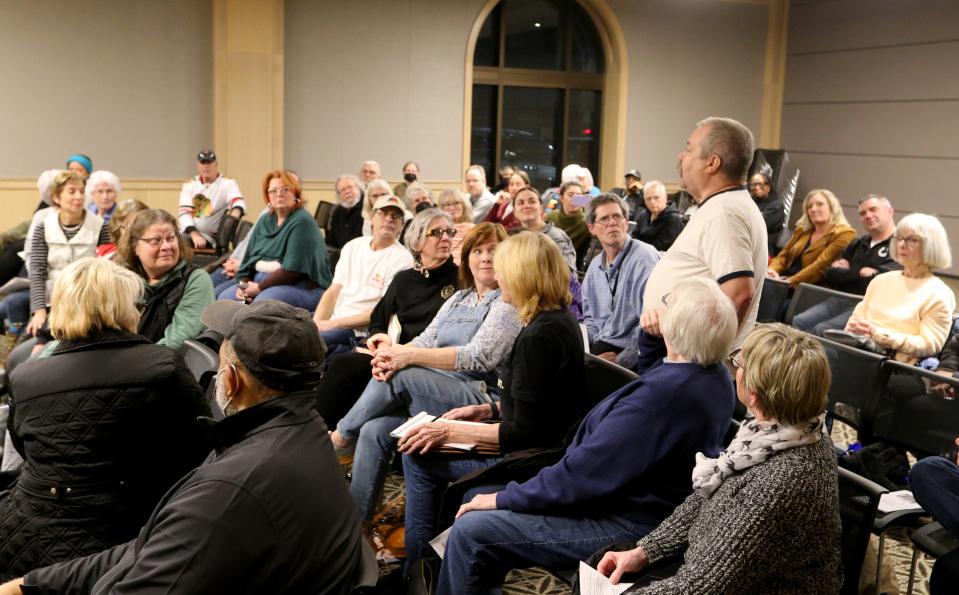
[371,420,934,595]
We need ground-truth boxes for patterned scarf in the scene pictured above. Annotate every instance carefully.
[691,413,827,498]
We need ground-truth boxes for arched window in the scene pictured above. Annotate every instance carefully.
[470,0,606,191]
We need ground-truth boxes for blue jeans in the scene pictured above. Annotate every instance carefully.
[437,508,652,595]
[792,298,855,335]
[209,267,234,296]
[216,272,324,311]
[319,328,358,358]
[911,456,959,594]
[402,453,504,570]
[0,289,30,334]
[338,367,493,520]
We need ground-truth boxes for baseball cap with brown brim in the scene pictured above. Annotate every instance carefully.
[372,195,405,216]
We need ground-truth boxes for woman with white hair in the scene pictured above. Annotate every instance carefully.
[437,189,474,265]
[362,178,393,236]
[767,189,856,286]
[597,323,841,594]
[0,257,210,579]
[85,170,121,223]
[845,212,956,363]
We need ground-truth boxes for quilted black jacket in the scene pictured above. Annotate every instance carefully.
[0,329,211,579]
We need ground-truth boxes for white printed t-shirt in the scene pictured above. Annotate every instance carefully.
[331,236,414,327]
[642,187,768,349]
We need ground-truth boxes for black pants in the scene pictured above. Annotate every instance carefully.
[314,351,375,429]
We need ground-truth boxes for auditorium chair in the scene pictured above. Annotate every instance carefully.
[784,282,863,327]
[756,277,790,323]
[907,521,959,595]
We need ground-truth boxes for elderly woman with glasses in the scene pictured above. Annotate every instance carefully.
[0,258,210,580]
[314,208,460,429]
[120,209,215,349]
[597,323,841,594]
[438,189,475,266]
[216,169,331,310]
[844,213,955,364]
[85,170,121,224]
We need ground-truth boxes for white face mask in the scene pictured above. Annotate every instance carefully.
[215,372,238,417]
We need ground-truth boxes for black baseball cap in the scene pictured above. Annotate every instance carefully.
[197,150,217,163]
[624,169,642,180]
[201,300,325,391]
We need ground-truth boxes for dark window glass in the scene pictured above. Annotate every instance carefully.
[570,3,605,73]
[567,89,601,183]
[470,85,498,179]
[502,86,563,190]
[474,4,500,67]
[503,0,564,71]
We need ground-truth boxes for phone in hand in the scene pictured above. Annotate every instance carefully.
[571,193,592,208]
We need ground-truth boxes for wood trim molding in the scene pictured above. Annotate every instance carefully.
[759,0,789,148]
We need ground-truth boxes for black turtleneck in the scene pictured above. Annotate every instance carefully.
[367,257,460,343]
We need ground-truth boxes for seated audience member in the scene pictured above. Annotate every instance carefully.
[580,166,601,197]
[359,159,380,188]
[632,180,684,252]
[0,300,364,594]
[209,207,269,295]
[619,169,645,220]
[910,439,959,595]
[547,180,591,269]
[437,188,475,266]
[493,164,514,194]
[84,170,120,223]
[405,182,435,213]
[98,198,149,259]
[793,194,899,335]
[845,213,955,364]
[394,160,421,199]
[177,149,245,249]
[542,164,583,211]
[217,170,331,311]
[313,195,414,356]
[24,172,111,355]
[0,258,210,580]
[767,189,856,287]
[748,171,784,255]
[314,209,459,428]
[327,174,365,250]
[399,231,586,570]
[121,209,215,348]
[329,223,518,521]
[361,178,393,236]
[583,194,660,369]
[512,186,577,271]
[464,164,496,223]
[65,153,93,180]
[597,324,841,594]
[439,277,738,594]
[484,170,528,230]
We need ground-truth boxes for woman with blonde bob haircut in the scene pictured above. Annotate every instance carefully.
[599,323,841,594]
[845,212,956,363]
[0,257,210,579]
[493,230,571,323]
[768,188,856,286]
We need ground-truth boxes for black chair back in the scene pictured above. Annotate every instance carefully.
[314,201,335,232]
[756,278,791,323]
[785,283,862,327]
[584,353,638,412]
[837,467,886,595]
[810,335,889,431]
[869,360,959,457]
[234,219,253,246]
[180,339,220,392]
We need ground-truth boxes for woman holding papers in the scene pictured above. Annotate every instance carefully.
[397,231,586,572]
[596,324,841,594]
[330,223,520,522]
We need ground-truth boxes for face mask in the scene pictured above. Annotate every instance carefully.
[415,201,433,213]
[215,373,237,417]
[404,173,418,183]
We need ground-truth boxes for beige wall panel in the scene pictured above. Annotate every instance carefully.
[607,0,768,183]
[285,0,482,182]
[0,0,212,179]
[782,101,959,158]
[784,41,959,103]
[788,0,959,54]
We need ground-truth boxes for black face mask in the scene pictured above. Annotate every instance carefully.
[415,201,434,213]
[404,173,418,183]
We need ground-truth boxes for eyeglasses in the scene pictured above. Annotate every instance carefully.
[729,349,744,369]
[894,235,922,247]
[267,186,292,196]
[595,213,626,226]
[138,235,179,247]
[427,227,457,239]
[375,210,403,222]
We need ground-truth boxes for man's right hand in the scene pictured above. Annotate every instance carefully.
[190,230,207,249]
[831,258,850,269]
[639,308,665,337]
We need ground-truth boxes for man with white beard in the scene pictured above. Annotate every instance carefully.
[2,301,364,595]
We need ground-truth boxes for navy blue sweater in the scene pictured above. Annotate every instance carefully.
[496,360,735,529]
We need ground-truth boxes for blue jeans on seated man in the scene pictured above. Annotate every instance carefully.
[437,508,653,595]
[402,453,505,572]
[215,271,324,311]
[318,328,358,358]
[911,455,959,595]
[337,366,493,520]
[791,298,855,336]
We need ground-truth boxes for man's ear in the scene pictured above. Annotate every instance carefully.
[704,154,722,175]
